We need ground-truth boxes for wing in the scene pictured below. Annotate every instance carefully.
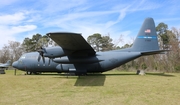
[47,32,96,56]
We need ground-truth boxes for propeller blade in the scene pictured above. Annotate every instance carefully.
[38,54,41,62]
[48,58,51,66]
[42,47,47,53]
[42,55,45,66]
[37,47,46,66]
[37,49,44,54]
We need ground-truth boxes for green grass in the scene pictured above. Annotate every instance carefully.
[0,70,180,105]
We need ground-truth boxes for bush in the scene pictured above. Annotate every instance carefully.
[175,65,180,72]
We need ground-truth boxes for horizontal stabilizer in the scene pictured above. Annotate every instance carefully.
[141,50,169,55]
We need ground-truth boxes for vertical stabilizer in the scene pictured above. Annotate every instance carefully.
[6,60,11,65]
[132,18,159,52]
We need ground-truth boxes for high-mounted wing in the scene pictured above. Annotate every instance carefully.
[47,32,96,56]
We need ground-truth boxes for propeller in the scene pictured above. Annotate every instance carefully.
[36,35,53,66]
[37,47,46,66]
[37,48,53,66]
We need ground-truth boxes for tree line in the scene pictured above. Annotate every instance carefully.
[0,22,180,72]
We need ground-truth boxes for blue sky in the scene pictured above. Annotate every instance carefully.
[0,0,180,48]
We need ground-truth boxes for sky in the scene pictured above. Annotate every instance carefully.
[0,0,180,48]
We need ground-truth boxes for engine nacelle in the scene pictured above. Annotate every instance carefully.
[53,56,103,64]
[56,64,87,75]
[43,46,66,58]
[56,64,75,72]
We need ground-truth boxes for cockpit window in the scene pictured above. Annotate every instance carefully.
[20,54,26,59]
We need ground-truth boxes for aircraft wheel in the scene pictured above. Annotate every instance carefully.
[27,71,32,75]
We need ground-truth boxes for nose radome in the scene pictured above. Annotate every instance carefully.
[12,61,18,68]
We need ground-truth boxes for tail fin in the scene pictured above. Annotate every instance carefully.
[132,17,159,52]
[6,60,11,65]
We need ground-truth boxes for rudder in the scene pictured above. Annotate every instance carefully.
[6,60,11,65]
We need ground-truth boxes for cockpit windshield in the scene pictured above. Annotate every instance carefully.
[19,52,39,60]
[19,54,26,59]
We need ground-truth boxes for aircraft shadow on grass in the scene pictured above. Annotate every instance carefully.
[74,74,106,86]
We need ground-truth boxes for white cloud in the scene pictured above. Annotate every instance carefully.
[0,12,26,25]
[0,25,37,48]
[11,25,37,33]
[0,11,37,48]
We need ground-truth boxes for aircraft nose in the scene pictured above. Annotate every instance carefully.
[12,61,18,68]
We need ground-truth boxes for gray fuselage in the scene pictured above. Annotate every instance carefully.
[12,49,141,73]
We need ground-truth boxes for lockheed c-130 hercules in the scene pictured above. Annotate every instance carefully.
[12,17,166,75]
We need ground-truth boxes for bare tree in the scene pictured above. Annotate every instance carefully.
[0,45,11,63]
[0,41,24,63]
[8,41,24,61]
[167,27,180,72]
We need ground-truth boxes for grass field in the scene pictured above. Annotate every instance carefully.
[0,70,180,105]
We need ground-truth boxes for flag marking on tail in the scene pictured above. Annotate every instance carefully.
[145,29,151,33]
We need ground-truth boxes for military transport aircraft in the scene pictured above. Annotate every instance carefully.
[0,60,11,70]
[12,18,166,75]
